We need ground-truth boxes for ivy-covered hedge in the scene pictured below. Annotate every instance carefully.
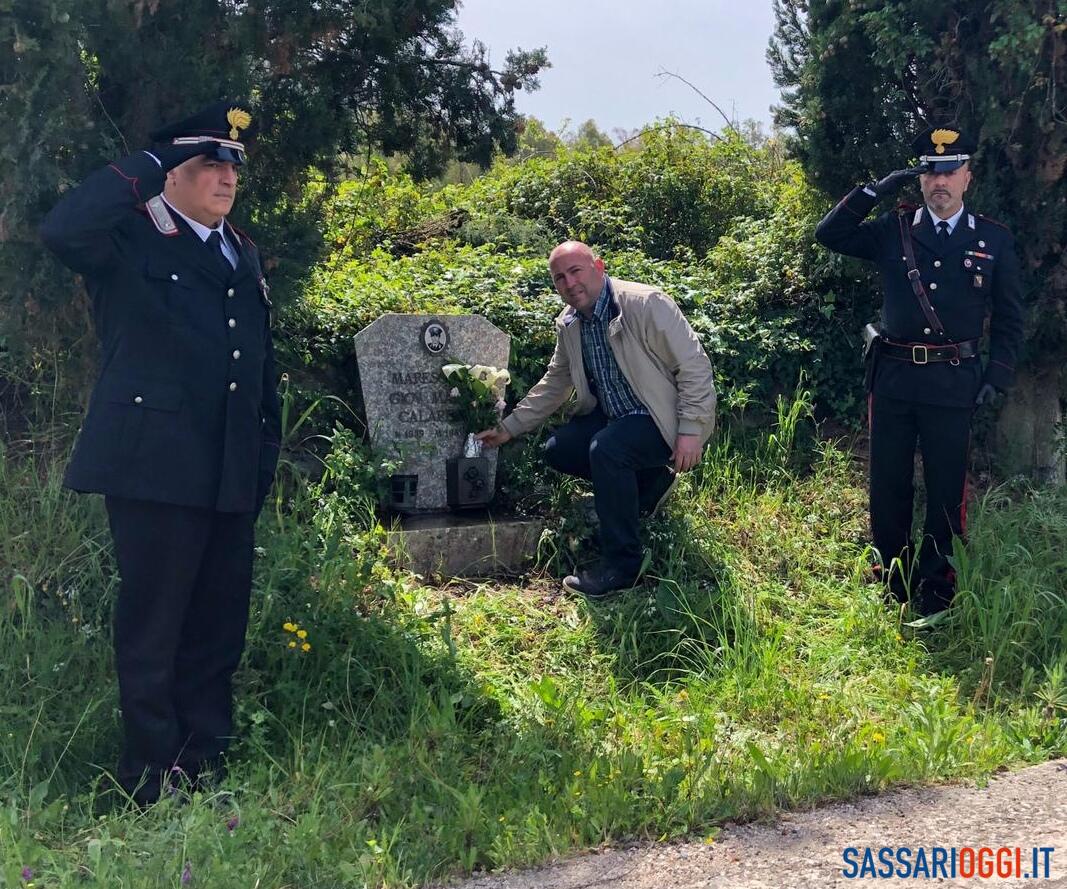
[283,129,877,425]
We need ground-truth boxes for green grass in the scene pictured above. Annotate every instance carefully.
[1,397,1065,888]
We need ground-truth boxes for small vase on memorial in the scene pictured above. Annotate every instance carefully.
[441,364,509,510]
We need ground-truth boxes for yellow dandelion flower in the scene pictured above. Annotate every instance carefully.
[282,622,296,633]
[301,642,311,652]
[297,629,308,639]
[288,641,297,649]
[872,731,885,744]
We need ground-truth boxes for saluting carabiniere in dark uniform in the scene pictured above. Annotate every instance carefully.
[40,100,280,803]
[815,126,1025,616]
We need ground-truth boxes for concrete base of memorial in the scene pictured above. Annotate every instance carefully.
[386,512,547,578]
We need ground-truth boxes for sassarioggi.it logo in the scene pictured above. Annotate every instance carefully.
[842,846,1054,880]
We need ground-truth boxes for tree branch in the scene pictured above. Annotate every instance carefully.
[614,123,721,150]
[419,56,500,76]
[654,69,734,130]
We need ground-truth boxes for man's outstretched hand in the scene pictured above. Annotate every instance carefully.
[475,427,513,448]
[672,433,702,473]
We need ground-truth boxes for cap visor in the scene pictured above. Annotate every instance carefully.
[926,159,965,173]
[212,147,246,165]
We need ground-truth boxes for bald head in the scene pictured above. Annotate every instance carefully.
[549,240,605,316]
[549,240,596,265]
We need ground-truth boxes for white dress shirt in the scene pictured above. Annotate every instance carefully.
[162,196,238,268]
[926,203,965,235]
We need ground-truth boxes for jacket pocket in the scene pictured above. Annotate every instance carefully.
[144,257,197,320]
[102,378,184,458]
[144,256,189,283]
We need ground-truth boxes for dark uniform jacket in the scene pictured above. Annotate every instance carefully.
[40,152,281,513]
[815,187,1026,408]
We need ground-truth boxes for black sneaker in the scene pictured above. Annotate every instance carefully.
[638,468,678,518]
[562,565,640,600]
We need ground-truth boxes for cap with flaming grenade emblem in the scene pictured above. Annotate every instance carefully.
[149,99,257,166]
[910,125,977,174]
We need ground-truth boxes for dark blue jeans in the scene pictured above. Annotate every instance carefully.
[543,409,672,575]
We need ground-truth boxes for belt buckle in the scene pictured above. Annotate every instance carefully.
[912,344,929,365]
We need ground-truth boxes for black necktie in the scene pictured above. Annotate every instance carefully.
[206,230,233,277]
[937,220,950,243]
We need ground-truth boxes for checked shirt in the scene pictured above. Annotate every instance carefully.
[578,279,650,420]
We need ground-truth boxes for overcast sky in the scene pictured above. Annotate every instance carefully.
[454,0,782,140]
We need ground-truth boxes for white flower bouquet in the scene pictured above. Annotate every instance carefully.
[441,362,510,434]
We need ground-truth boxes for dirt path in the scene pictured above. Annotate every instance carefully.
[442,760,1067,888]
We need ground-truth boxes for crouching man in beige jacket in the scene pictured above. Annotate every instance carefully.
[477,241,716,599]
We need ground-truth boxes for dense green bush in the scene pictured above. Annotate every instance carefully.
[283,127,877,428]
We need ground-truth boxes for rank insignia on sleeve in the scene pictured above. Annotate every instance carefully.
[145,195,179,236]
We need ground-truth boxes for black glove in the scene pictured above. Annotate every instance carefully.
[150,140,222,173]
[869,165,927,198]
[974,383,1002,406]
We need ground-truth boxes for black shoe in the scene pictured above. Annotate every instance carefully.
[914,578,955,617]
[184,758,231,798]
[118,766,187,808]
[562,565,640,600]
[638,468,678,518]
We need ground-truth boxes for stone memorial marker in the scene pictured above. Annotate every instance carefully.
[354,314,510,513]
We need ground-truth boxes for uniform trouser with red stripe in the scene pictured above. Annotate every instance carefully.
[868,393,972,593]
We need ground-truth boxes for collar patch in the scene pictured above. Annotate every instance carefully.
[145,195,178,236]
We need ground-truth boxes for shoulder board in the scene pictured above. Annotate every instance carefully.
[145,195,179,237]
[227,222,256,247]
[976,213,1010,231]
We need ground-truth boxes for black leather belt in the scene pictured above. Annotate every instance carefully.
[881,338,979,365]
